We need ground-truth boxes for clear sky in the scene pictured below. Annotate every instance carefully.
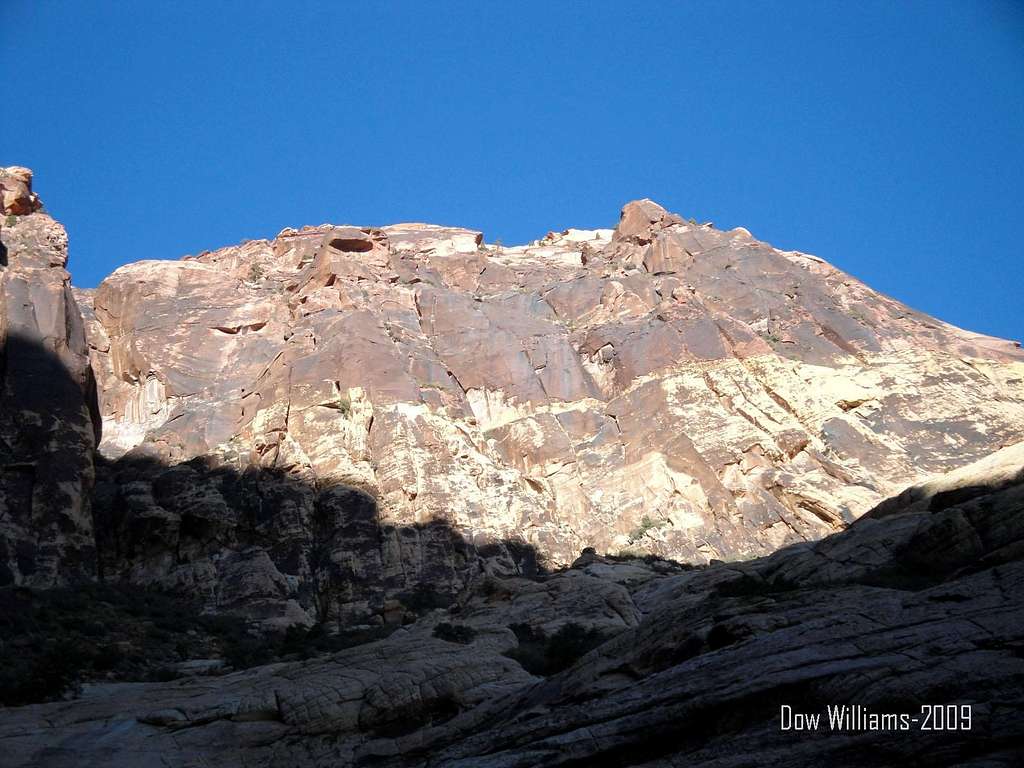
[2,1,1022,340]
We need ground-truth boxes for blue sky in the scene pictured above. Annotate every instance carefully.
[2,1,1022,340]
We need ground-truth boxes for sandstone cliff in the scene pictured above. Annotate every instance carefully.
[3,166,1024,766]
[0,168,98,586]
[70,190,1024,626]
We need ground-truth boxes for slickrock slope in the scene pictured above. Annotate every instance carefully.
[70,194,1024,625]
[4,443,1023,767]
[0,168,98,586]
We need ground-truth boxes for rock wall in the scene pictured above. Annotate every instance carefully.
[0,168,98,586]
[87,454,496,631]
[3,166,1023,627]
[70,197,1024,624]
[2,170,1023,765]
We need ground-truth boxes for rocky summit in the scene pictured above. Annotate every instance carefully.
[2,168,1023,766]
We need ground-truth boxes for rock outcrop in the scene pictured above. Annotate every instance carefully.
[4,442,1022,767]
[0,169,97,586]
[69,196,1024,626]
[0,166,43,217]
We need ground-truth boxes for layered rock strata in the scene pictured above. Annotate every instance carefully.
[4,166,1024,631]
[72,196,1024,625]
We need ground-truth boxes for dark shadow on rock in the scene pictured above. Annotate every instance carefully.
[90,451,544,633]
[0,331,543,702]
[0,331,100,586]
[3,444,545,703]
[383,471,1024,768]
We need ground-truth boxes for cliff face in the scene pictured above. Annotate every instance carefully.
[69,195,1024,624]
[3,169,1024,765]
[4,165,1024,627]
[0,168,97,587]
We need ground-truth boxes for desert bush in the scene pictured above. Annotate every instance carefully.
[276,622,393,661]
[148,665,180,683]
[432,622,477,644]
[628,515,659,544]
[398,582,452,613]
[715,573,799,598]
[505,621,607,676]
[0,637,85,706]
[0,583,401,704]
[0,583,247,704]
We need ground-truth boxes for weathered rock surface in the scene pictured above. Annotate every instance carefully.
[69,195,1024,625]
[4,443,1022,767]
[0,169,97,586]
[0,166,42,216]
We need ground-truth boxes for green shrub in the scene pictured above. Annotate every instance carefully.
[275,622,394,661]
[0,638,85,706]
[149,665,180,683]
[715,573,799,598]
[93,644,125,671]
[505,622,607,676]
[0,583,243,705]
[221,631,273,670]
[432,622,477,644]
[628,515,659,544]
[0,583,399,705]
[399,582,452,613]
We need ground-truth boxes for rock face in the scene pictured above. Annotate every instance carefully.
[0,170,97,586]
[69,196,1024,626]
[0,166,43,217]
[4,442,1023,767]
[4,168,1024,766]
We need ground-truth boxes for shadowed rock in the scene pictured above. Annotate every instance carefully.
[0,185,98,587]
[2,444,1022,767]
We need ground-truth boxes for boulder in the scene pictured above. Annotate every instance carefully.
[613,198,683,243]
